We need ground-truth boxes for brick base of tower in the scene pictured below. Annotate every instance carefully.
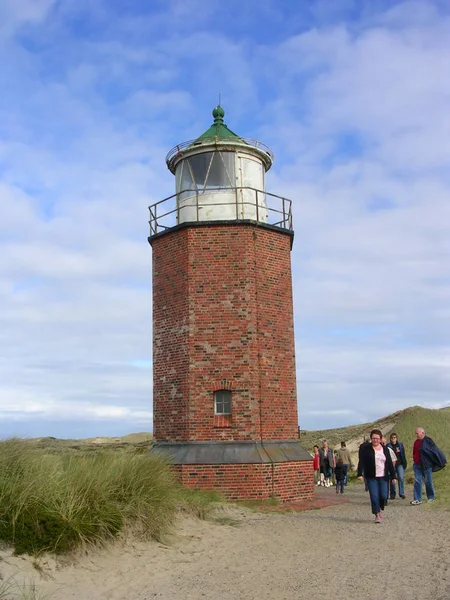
[151,440,314,502]
[171,460,314,502]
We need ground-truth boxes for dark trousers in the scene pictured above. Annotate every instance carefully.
[336,480,345,493]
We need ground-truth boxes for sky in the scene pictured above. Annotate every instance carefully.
[0,0,449,438]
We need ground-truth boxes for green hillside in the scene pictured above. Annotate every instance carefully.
[299,408,407,450]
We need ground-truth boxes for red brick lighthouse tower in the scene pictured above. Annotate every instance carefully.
[148,106,313,502]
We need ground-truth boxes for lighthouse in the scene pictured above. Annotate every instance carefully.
[148,106,313,502]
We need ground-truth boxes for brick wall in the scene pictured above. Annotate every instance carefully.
[171,460,314,502]
[151,223,299,443]
[152,228,190,441]
[254,229,298,439]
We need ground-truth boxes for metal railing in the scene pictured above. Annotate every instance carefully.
[166,137,274,173]
[148,187,293,238]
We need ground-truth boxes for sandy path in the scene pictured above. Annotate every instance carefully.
[1,487,449,600]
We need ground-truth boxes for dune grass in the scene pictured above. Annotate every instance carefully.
[0,438,181,555]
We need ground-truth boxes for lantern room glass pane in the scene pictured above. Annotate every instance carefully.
[188,153,213,188]
[181,161,194,191]
[175,161,183,191]
[176,151,236,198]
[205,152,235,189]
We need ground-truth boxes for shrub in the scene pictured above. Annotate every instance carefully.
[0,439,178,554]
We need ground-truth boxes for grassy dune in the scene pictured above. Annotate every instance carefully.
[0,438,219,556]
[26,432,153,455]
[299,408,410,450]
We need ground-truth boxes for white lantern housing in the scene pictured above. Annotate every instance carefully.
[166,106,274,224]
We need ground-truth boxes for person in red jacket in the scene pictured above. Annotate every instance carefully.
[313,445,321,485]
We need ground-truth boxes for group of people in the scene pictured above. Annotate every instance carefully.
[312,440,352,492]
[312,428,446,523]
[357,427,446,523]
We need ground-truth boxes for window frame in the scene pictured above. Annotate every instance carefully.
[214,389,232,416]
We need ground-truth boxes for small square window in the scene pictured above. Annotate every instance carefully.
[214,390,232,415]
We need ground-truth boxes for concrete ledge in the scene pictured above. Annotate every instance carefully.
[150,440,312,465]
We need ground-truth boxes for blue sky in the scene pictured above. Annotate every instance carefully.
[0,0,449,438]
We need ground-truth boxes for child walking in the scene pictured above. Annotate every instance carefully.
[334,458,346,494]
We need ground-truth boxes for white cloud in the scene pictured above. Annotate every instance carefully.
[304,409,356,417]
[0,387,153,422]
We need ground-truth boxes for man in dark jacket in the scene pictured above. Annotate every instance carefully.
[387,433,407,499]
[410,427,446,505]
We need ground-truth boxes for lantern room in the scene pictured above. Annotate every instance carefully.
[165,106,274,223]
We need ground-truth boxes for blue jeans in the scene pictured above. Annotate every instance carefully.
[366,477,388,515]
[343,464,349,485]
[389,464,405,498]
[413,464,434,501]
[336,480,345,493]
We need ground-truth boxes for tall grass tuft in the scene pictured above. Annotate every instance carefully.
[0,577,54,599]
[0,439,179,555]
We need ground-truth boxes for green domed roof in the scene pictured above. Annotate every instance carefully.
[165,105,274,174]
[196,105,243,141]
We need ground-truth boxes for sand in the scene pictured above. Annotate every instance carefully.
[0,486,448,600]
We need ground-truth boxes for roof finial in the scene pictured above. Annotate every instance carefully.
[212,103,225,125]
